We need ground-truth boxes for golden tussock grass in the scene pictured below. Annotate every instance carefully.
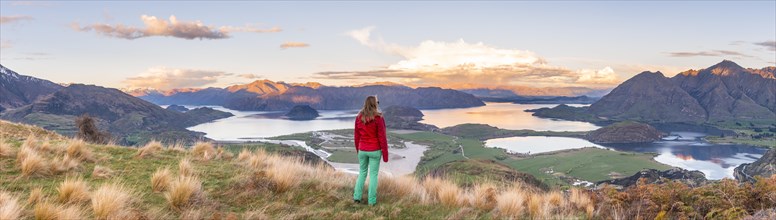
[0,191,23,220]
[91,183,134,220]
[265,158,301,193]
[495,187,526,218]
[27,187,44,206]
[34,201,86,220]
[178,158,195,177]
[151,167,173,192]
[470,183,497,211]
[165,175,203,212]
[65,139,94,162]
[0,140,14,158]
[216,146,233,160]
[137,141,164,158]
[57,176,91,204]
[191,142,216,161]
[168,142,187,152]
[50,155,81,174]
[22,134,38,150]
[377,175,423,201]
[92,165,114,179]
[437,180,465,207]
[237,148,252,162]
[243,208,270,220]
[19,147,50,177]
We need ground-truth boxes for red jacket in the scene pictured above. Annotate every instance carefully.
[354,114,389,162]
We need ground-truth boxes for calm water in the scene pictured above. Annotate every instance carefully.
[485,136,605,154]
[421,102,600,131]
[184,106,357,141]
[484,132,767,180]
[185,102,599,140]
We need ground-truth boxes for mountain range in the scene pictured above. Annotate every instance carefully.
[588,60,776,123]
[0,65,233,145]
[133,80,486,111]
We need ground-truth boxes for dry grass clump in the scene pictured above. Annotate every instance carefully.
[470,183,497,211]
[57,176,91,204]
[243,208,270,220]
[152,167,173,192]
[168,142,187,152]
[91,183,134,220]
[92,166,114,179]
[27,187,44,206]
[0,140,14,158]
[191,142,216,161]
[34,201,86,220]
[377,175,423,201]
[20,147,50,177]
[50,155,81,174]
[237,148,252,162]
[137,141,164,158]
[178,158,195,177]
[438,180,466,207]
[495,187,526,218]
[0,191,23,220]
[215,146,234,160]
[165,175,203,212]
[65,139,94,162]
[266,159,301,193]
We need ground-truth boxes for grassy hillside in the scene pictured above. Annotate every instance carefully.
[1,121,774,219]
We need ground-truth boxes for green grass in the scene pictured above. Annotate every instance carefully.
[327,150,359,163]
[503,148,671,187]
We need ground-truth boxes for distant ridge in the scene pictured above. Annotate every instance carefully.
[134,79,485,111]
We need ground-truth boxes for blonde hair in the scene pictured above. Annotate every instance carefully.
[358,96,382,123]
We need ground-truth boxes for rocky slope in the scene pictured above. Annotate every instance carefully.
[597,168,708,188]
[1,84,232,145]
[735,149,776,182]
[136,80,485,111]
[284,105,320,120]
[382,105,438,131]
[0,64,63,111]
[586,121,663,143]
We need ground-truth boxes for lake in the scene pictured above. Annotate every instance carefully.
[484,133,767,180]
[185,102,599,140]
[420,102,600,131]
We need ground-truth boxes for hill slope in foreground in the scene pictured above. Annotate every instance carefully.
[1,121,775,219]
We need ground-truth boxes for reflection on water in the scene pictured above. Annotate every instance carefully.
[601,133,767,180]
[485,136,606,154]
[420,102,600,131]
[485,132,767,179]
[184,106,357,140]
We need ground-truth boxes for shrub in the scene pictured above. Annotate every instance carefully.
[165,175,203,212]
[75,114,110,144]
[91,183,134,220]
[152,167,173,192]
[192,142,216,161]
[137,141,164,158]
[57,176,91,204]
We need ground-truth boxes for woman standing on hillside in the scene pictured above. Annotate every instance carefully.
[353,95,389,206]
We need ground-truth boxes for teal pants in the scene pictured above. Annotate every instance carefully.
[353,150,381,205]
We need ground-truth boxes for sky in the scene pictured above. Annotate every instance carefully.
[1,1,775,90]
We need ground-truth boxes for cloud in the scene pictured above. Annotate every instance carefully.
[318,26,618,88]
[280,42,310,49]
[754,40,776,51]
[72,15,280,40]
[0,15,33,24]
[123,67,233,89]
[237,73,262,79]
[668,50,751,58]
